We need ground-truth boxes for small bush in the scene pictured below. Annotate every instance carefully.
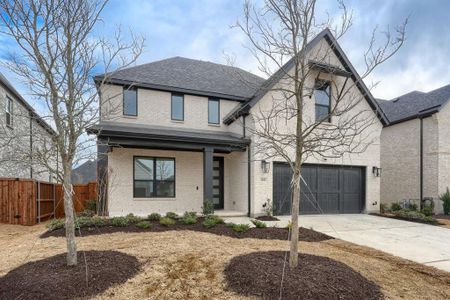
[391,202,402,211]
[180,212,197,225]
[135,221,152,229]
[202,200,214,216]
[408,203,418,211]
[126,213,142,224]
[380,203,387,214]
[86,199,97,212]
[165,212,178,219]
[148,213,161,221]
[47,218,65,231]
[110,216,129,227]
[251,219,267,228]
[160,217,176,226]
[75,216,105,228]
[77,209,95,217]
[393,209,437,224]
[230,223,251,233]
[202,215,224,228]
[440,187,450,215]
[285,220,292,230]
[421,206,434,217]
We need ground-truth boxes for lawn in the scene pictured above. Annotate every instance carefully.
[1,220,450,299]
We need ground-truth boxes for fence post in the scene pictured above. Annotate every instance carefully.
[53,183,56,219]
[37,181,41,223]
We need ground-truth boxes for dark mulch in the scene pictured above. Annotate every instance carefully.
[41,218,332,242]
[0,250,141,300]
[435,214,450,220]
[224,251,384,300]
[256,215,280,221]
[370,213,438,225]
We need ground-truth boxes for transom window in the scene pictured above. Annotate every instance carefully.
[5,96,13,128]
[208,98,220,124]
[123,87,137,116]
[134,157,175,198]
[314,80,331,122]
[171,93,184,121]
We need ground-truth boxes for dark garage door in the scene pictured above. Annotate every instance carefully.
[272,163,365,215]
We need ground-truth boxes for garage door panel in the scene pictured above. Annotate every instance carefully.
[273,163,364,215]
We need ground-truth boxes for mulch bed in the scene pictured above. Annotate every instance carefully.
[41,218,332,242]
[370,213,438,225]
[224,251,384,300]
[435,214,450,220]
[256,215,280,221]
[0,250,141,300]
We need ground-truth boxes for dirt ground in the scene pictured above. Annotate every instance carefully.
[1,223,450,300]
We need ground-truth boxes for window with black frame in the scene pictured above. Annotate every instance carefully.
[134,157,175,198]
[123,87,137,116]
[314,80,331,122]
[171,93,184,121]
[5,96,13,128]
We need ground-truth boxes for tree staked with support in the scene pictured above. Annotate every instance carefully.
[235,0,407,268]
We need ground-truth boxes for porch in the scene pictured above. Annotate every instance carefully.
[87,122,250,216]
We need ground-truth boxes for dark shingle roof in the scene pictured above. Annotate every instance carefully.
[377,84,450,124]
[96,57,265,101]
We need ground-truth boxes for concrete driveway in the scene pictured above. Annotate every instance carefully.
[224,214,450,273]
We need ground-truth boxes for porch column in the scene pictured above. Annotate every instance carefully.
[203,147,214,206]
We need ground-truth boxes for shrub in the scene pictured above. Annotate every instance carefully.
[180,212,197,225]
[392,209,437,224]
[262,199,273,217]
[110,216,130,227]
[230,223,251,233]
[391,202,402,211]
[251,219,267,228]
[202,200,214,216]
[77,209,95,217]
[421,206,434,217]
[47,218,65,231]
[148,213,161,221]
[126,213,142,224]
[135,221,152,229]
[202,215,224,228]
[160,217,176,226]
[75,216,105,228]
[408,203,418,211]
[285,220,292,230]
[165,212,178,219]
[86,199,97,212]
[440,187,450,215]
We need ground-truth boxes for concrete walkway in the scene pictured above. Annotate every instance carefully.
[223,214,450,273]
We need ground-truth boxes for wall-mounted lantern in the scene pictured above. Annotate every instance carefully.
[261,160,270,173]
[372,166,381,177]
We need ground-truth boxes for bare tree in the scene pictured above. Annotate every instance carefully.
[0,0,144,266]
[236,0,407,268]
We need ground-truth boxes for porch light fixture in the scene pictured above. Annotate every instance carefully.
[261,160,270,173]
[372,166,381,177]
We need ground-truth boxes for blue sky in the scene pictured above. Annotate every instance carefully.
[1,0,450,115]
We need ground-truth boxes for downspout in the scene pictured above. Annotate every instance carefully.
[243,115,251,217]
[419,117,423,210]
[29,112,33,179]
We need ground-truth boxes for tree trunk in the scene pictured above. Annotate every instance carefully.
[63,162,77,266]
[289,168,300,268]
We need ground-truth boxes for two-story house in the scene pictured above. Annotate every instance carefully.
[88,29,386,217]
[0,72,58,182]
[378,84,450,213]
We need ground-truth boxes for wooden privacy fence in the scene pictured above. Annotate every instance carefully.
[0,178,97,226]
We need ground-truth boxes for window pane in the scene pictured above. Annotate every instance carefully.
[156,181,175,197]
[6,113,11,126]
[134,181,153,197]
[156,159,174,180]
[171,94,184,120]
[135,158,153,180]
[124,88,137,116]
[208,99,219,124]
[315,105,329,122]
[314,82,330,106]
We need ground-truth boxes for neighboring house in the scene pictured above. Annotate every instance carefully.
[88,29,386,217]
[71,159,97,184]
[378,84,450,213]
[0,72,58,182]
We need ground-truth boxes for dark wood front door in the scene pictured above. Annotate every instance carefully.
[213,157,224,209]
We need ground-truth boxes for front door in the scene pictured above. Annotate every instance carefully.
[213,157,224,209]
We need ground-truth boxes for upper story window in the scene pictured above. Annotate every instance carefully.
[134,156,175,198]
[123,87,137,116]
[5,96,13,128]
[171,93,184,121]
[314,80,331,122]
[208,98,220,124]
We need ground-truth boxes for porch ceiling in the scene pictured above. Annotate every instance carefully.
[87,122,250,153]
